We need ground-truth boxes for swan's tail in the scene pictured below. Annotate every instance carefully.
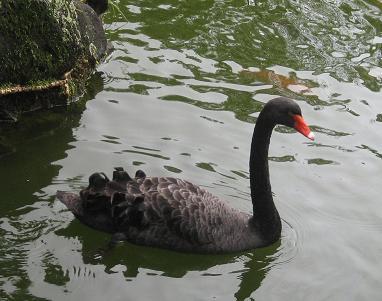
[57,189,115,233]
[56,191,83,216]
[56,167,147,233]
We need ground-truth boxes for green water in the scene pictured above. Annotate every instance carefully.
[1,0,382,300]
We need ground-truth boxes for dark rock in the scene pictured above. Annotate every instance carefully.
[86,0,108,15]
[75,0,108,64]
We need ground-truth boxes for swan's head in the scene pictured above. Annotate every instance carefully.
[265,97,315,141]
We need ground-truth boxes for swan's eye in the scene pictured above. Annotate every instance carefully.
[288,111,297,119]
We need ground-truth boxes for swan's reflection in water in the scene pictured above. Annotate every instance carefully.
[57,220,280,301]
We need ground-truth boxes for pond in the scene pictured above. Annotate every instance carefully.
[1,0,382,300]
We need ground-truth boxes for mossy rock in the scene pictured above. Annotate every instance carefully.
[0,0,81,85]
[0,0,108,122]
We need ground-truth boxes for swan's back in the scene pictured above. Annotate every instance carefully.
[57,168,262,253]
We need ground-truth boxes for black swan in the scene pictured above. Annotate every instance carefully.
[57,97,314,253]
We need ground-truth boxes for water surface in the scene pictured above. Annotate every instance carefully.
[1,0,382,300]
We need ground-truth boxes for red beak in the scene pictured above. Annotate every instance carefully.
[293,115,315,140]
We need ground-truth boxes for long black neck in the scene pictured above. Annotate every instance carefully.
[249,111,281,243]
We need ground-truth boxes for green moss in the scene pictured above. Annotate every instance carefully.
[67,78,78,97]
[0,82,13,90]
[27,78,57,87]
[0,0,83,85]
